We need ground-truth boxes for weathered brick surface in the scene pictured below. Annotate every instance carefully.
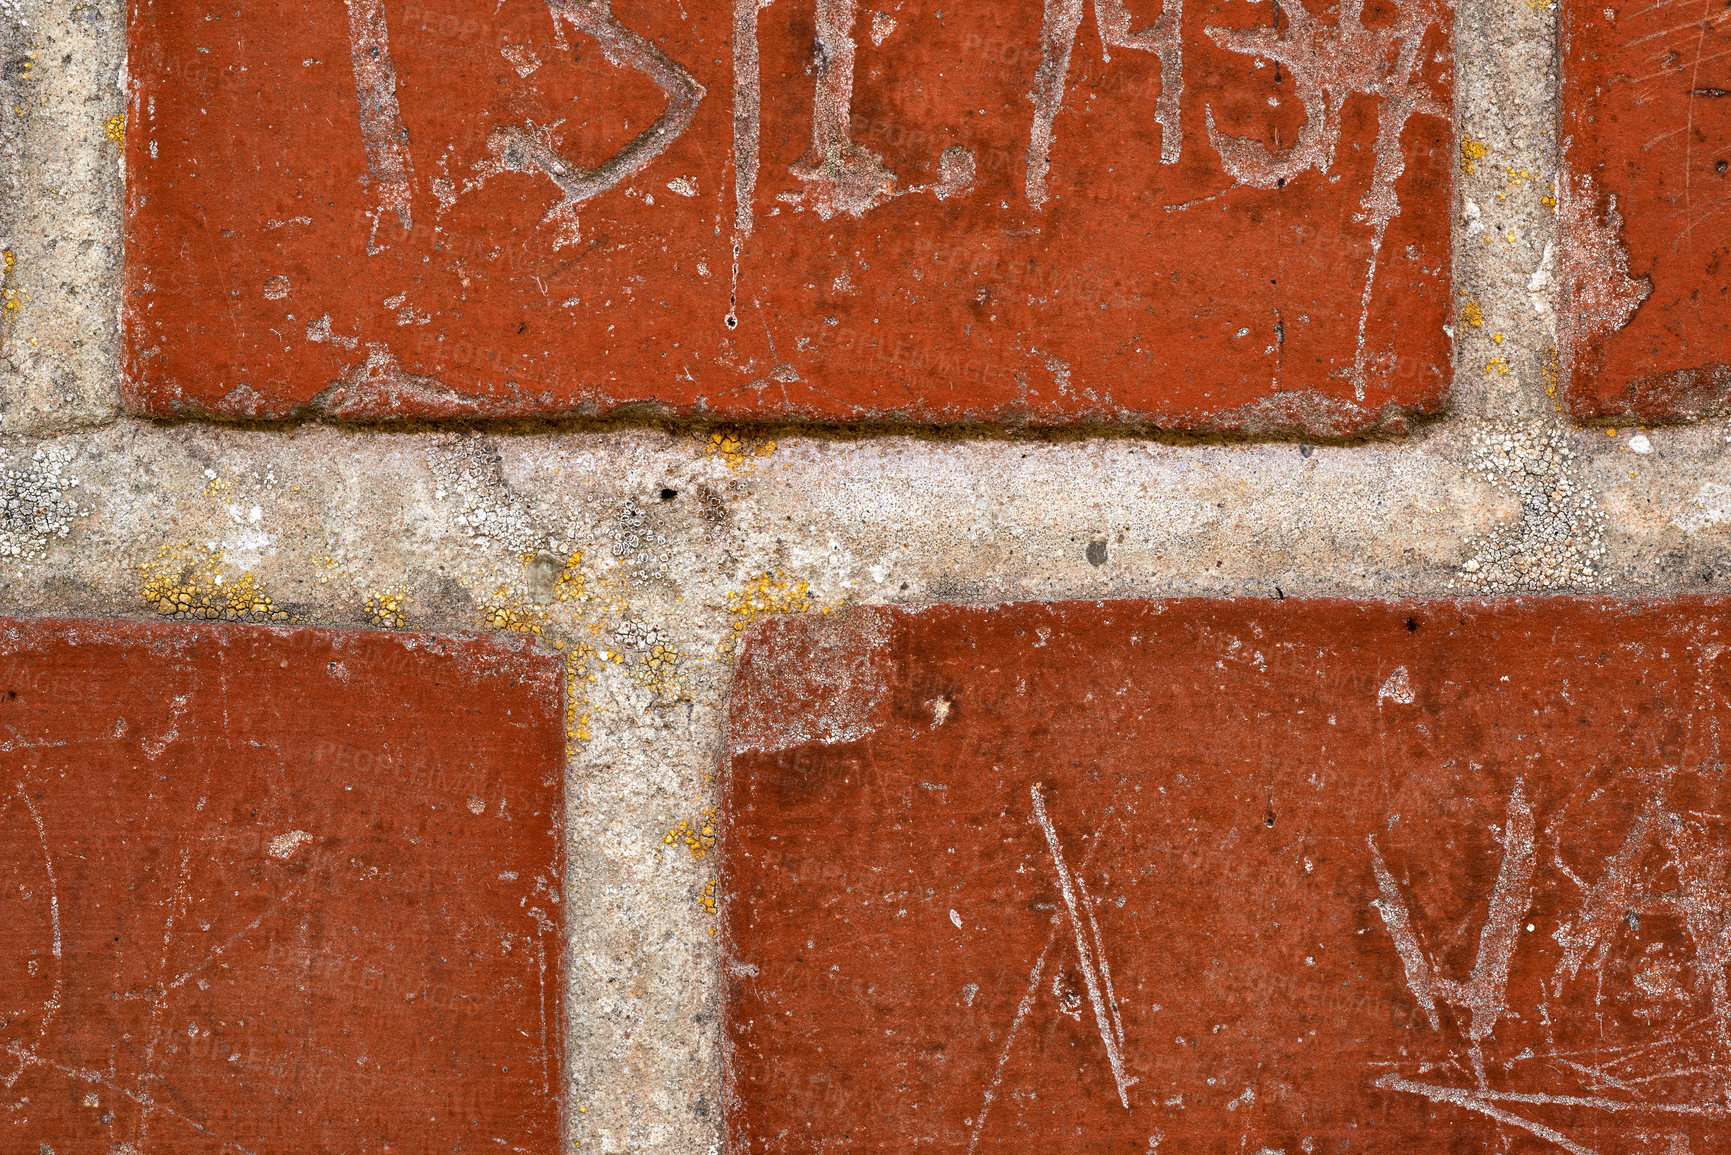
[1560,0,1731,421]
[0,619,565,1153]
[725,599,1731,1152]
[123,0,1453,432]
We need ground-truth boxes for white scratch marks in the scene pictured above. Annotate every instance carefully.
[969,784,1128,1148]
[1443,779,1536,1077]
[1027,0,1084,210]
[1370,781,1731,1148]
[732,0,769,236]
[791,0,896,218]
[1031,782,1132,1108]
[1204,0,1447,399]
[4,1040,262,1155]
[344,0,416,238]
[1681,0,1716,257]
[1368,834,1439,1029]
[536,930,552,1103]
[134,847,195,1150]
[1028,0,1184,207]
[138,692,188,759]
[966,922,1057,1155]
[1074,869,1127,1053]
[486,0,705,241]
[1379,1073,1731,1122]
[1098,0,1183,164]
[1375,1076,1602,1155]
[161,888,301,996]
[11,785,64,1059]
[1370,781,1534,1086]
[1552,797,1660,989]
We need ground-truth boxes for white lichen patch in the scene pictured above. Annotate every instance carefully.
[431,437,553,556]
[615,616,687,701]
[0,442,89,563]
[1456,426,1606,592]
[610,498,670,585]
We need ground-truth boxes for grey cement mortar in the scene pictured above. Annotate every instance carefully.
[5,0,1731,1150]
[1,0,122,430]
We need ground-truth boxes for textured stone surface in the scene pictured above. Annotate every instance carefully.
[1559,0,1731,422]
[0,618,566,1153]
[0,0,124,432]
[725,599,1731,1152]
[122,0,1452,431]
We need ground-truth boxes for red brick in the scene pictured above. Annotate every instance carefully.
[1560,0,1731,420]
[723,600,1731,1152]
[123,0,1453,433]
[0,619,565,1153]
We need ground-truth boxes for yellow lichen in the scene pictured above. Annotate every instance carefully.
[103,113,125,145]
[1542,346,1560,399]
[365,586,408,628]
[139,542,287,622]
[553,551,587,602]
[1460,297,1484,328]
[563,648,596,742]
[702,429,776,470]
[663,808,718,859]
[480,586,546,634]
[722,571,813,655]
[2,249,22,318]
[1487,358,1511,376]
[1461,133,1488,175]
[631,640,686,701]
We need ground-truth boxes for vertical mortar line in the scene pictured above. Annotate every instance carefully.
[0,0,19,344]
[1533,0,1564,419]
[1449,0,1622,596]
[2,0,125,431]
[1455,0,1563,421]
[1449,0,1472,418]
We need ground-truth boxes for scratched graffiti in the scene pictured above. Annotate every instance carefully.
[966,784,1135,1151]
[417,0,1449,246]
[128,0,1454,425]
[1372,781,1731,1154]
[0,620,565,1153]
[724,601,1731,1152]
[344,0,416,247]
[475,0,705,248]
